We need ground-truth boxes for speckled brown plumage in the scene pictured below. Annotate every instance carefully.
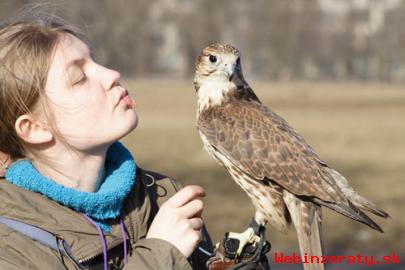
[194,43,389,270]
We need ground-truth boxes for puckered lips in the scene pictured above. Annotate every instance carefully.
[117,89,135,109]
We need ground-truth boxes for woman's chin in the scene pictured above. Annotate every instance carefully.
[117,115,139,140]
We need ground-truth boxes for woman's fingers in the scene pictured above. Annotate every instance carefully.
[180,199,204,218]
[166,185,205,208]
[188,217,204,231]
[146,185,206,257]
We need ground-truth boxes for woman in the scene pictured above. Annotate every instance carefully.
[0,9,212,270]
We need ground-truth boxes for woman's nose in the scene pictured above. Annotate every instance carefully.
[102,67,121,90]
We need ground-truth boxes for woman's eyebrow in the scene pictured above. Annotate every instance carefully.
[64,57,87,75]
[64,48,91,72]
[72,58,85,67]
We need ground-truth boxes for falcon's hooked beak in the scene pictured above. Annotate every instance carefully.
[224,63,236,82]
[225,56,240,83]
[229,72,234,82]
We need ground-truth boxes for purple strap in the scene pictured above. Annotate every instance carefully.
[82,214,108,270]
[82,214,128,270]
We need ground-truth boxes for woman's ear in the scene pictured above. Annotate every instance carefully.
[15,114,53,145]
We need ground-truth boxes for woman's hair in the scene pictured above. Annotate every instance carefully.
[0,6,87,160]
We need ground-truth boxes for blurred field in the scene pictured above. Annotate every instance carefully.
[122,79,405,260]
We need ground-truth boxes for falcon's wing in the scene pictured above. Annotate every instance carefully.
[198,100,344,203]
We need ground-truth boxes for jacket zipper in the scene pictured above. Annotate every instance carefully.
[72,209,126,265]
[78,238,124,264]
[76,170,143,265]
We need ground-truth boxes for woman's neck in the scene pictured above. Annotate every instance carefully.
[33,144,108,192]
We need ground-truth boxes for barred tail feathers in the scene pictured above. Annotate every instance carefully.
[283,191,325,270]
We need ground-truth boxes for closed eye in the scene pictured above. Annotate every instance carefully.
[73,74,87,86]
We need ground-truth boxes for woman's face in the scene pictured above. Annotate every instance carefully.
[44,33,138,151]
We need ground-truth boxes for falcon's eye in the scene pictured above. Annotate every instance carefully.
[209,55,217,63]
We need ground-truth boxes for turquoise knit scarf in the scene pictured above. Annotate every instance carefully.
[5,141,137,232]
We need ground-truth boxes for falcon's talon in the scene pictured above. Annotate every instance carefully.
[228,227,261,256]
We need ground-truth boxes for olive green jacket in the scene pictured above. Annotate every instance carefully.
[0,168,212,270]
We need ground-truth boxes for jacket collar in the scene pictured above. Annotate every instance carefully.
[5,141,136,232]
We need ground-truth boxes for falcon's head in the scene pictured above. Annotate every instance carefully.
[194,43,244,91]
[194,43,258,111]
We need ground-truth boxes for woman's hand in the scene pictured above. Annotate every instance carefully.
[146,185,205,257]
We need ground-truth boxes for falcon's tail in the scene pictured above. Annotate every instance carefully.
[325,167,389,219]
[284,192,325,270]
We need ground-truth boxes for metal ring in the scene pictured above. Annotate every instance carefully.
[143,173,156,187]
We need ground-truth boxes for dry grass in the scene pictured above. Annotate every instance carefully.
[122,79,405,256]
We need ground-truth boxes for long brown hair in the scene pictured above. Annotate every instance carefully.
[0,6,87,160]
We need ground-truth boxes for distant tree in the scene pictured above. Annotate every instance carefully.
[1,0,404,81]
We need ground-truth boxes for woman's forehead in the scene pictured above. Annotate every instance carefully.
[53,33,90,70]
[46,33,91,89]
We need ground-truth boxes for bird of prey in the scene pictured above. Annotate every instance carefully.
[193,43,389,270]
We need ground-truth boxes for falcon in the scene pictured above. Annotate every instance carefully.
[193,43,389,270]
